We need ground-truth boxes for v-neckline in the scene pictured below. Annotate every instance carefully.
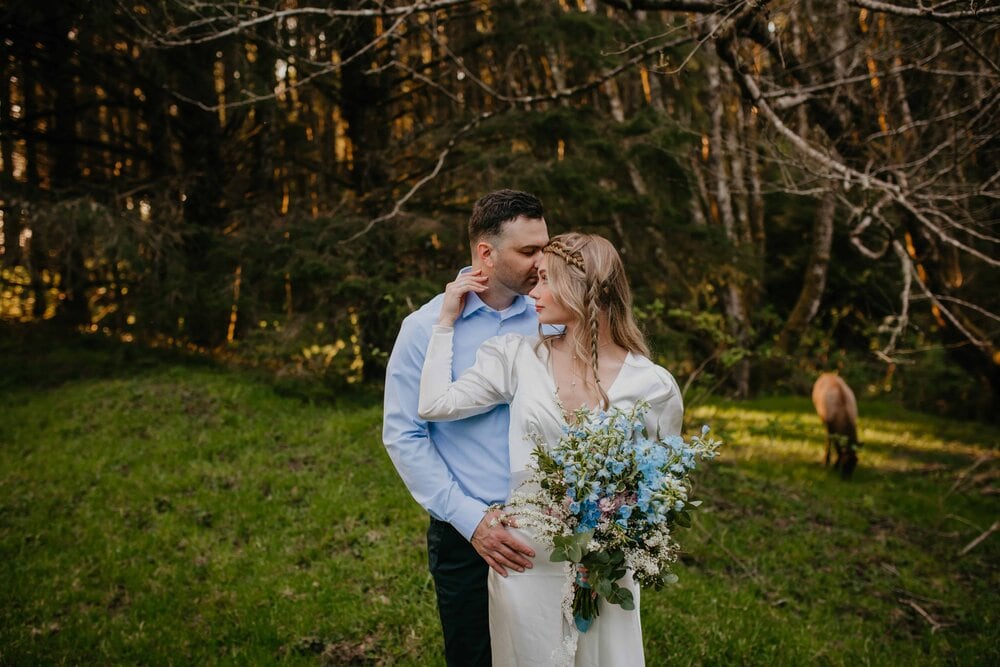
[539,342,632,418]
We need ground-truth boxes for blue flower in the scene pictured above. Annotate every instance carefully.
[664,434,684,449]
[577,500,601,531]
[637,484,653,512]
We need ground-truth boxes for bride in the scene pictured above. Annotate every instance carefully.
[419,232,683,666]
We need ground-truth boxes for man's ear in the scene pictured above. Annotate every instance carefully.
[476,240,495,268]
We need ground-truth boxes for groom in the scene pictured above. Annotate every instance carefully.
[383,189,549,666]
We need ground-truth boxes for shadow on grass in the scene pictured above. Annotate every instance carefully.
[0,322,212,392]
[0,322,383,408]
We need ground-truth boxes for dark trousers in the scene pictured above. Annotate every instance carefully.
[427,518,491,667]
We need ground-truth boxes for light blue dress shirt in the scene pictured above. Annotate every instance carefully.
[382,273,540,540]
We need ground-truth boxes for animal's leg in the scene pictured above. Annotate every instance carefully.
[833,436,844,472]
[841,449,858,480]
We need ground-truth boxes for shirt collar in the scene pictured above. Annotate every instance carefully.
[456,267,530,320]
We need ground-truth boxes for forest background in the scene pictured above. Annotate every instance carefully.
[2,2,999,664]
[2,0,998,416]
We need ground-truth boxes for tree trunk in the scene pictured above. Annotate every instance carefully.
[174,42,230,345]
[47,5,79,191]
[340,19,390,214]
[19,59,40,190]
[46,6,90,326]
[778,190,836,353]
[708,59,751,397]
[0,56,19,267]
[339,17,394,380]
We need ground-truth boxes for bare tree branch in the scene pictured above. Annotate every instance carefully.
[851,0,1000,22]
[339,112,493,244]
[132,0,477,47]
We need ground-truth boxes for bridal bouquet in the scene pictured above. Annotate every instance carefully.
[508,401,721,634]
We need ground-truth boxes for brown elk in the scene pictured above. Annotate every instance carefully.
[811,373,860,479]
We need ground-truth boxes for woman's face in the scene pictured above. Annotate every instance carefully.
[528,255,575,325]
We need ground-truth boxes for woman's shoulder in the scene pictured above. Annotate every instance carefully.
[623,353,681,394]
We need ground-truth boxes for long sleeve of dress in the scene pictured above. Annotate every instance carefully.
[644,365,684,438]
[418,325,518,422]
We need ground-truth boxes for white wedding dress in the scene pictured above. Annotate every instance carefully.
[419,326,684,667]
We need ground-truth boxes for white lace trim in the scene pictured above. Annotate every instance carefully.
[551,560,580,667]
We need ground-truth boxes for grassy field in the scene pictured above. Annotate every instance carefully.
[2,334,998,665]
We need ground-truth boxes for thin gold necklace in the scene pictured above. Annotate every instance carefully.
[551,348,594,390]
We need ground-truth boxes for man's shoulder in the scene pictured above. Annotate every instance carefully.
[387,295,444,361]
[399,293,445,332]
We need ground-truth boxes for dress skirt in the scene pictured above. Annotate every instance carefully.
[488,527,645,667]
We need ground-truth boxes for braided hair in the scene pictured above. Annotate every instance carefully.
[540,233,649,409]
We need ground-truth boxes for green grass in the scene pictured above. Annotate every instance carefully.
[2,336,998,665]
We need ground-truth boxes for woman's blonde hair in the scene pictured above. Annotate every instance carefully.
[541,232,649,408]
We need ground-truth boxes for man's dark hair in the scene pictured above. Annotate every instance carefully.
[468,189,544,242]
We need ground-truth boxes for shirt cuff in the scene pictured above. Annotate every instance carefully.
[452,498,489,542]
[432,324,454,334]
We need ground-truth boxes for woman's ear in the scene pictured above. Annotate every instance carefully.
[476,240,495,268]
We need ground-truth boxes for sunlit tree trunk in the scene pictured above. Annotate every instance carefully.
[746,114,765,260]
[707,58,752,397]
[599,71,647,259]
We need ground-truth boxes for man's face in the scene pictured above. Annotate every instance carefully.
[488,216,549,295]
